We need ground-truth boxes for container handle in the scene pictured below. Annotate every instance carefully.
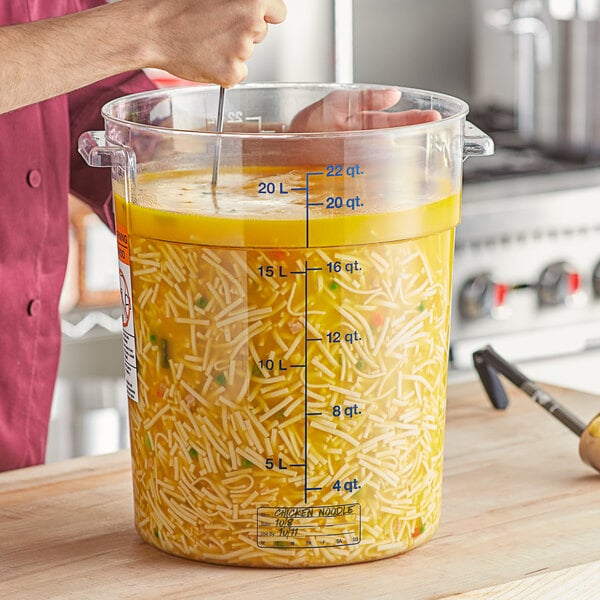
[78,131,128,168]
[463,121,494,160]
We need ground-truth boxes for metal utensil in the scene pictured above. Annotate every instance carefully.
[473,344,600,473]
[211,86,226,192]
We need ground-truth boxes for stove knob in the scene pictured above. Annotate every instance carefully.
[537,261,581,306]
[593,262,600,297]
[459,273,509,320]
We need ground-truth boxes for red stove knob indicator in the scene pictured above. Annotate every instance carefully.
[537,261,581,306]
[459,273,509,320]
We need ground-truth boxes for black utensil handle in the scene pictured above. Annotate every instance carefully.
[472,345,586,437]
[474,345,530,389]
[473,348,509,410]
[529,388,586,437]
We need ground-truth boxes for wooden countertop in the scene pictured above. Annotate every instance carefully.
[2,380,600,599]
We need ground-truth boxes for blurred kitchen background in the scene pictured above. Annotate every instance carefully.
[49,0,600,461]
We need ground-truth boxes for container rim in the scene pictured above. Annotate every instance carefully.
[100,82,470,139]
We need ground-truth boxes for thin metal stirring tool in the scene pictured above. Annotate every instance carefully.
[211,86,227,196]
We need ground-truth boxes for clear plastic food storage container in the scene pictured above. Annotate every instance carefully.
[79,83,492,567]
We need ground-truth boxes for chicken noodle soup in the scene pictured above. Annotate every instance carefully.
[117,168,458,567]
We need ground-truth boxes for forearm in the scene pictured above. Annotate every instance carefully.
[0,2,150,114]
[0,0,287,116]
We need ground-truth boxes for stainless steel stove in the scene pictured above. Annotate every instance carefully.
[451,114,600,393]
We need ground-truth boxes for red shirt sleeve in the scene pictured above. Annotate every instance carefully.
[68,69,156,231]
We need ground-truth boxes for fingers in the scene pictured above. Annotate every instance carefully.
[265,0,287,24]
[346,109,442,130]
[366,88,403,111]
[289,87,442,133]
[147,0,286,87]
[252,21,269,44]
[318,88,402,115]
[218,0,285,85]
[325,90,443,128]
[394,109,442,126]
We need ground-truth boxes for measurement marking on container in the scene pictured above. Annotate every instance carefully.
[304,172,325,248]
[301,172,327,503]
[243,115,262,130]
[299,169,365,504]
[303,259,310,503]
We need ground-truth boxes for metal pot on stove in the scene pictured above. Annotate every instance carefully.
[487,0,600,159]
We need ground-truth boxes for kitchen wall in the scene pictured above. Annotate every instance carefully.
[247,0,477,102]
[353,0,474,100]
[470,0,515,108]
[245,0,336,82]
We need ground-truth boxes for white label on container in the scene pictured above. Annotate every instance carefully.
[256,504,361,549]
[117,223,139,402]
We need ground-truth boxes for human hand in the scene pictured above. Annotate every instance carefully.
[130,0,287,87]
[289,88,441,133]
[240,87,443,167]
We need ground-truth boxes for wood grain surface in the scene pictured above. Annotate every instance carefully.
[1,380,600,599]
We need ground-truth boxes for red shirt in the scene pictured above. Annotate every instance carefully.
[0,0,154,470]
